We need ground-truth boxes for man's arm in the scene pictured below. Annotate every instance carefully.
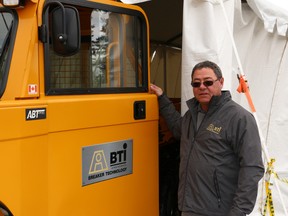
[229,113,265,215]
[150,84,182,139]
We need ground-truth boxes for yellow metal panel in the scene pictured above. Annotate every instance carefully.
[46,94,158,132]
[0,101,48,140]
[0,136,49,216]
[2,0,39,100]
[0,94,159,216]
[46,122,158,215]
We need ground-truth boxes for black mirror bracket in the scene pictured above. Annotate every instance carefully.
[41,1,67,44]
[39,1,80,56]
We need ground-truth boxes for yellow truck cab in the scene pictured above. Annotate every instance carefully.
[0,0,159,215]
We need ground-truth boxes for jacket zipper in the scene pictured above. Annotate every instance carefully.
[213,170,221,208]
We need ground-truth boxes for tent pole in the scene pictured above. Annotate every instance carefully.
[163,46,167,94]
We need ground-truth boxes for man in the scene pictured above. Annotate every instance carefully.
[150,61,264,216]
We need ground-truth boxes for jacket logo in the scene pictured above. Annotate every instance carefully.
[207,124,222,134]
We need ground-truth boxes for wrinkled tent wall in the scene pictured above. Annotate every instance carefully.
[150,44,182,99]
[181,0,234,114]
[182,0,288,215]
[232,3,288,215]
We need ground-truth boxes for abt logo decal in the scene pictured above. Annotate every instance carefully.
[82,140,133,186]
[26,108,46,120]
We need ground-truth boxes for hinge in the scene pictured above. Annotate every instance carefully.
[38,24,47,43]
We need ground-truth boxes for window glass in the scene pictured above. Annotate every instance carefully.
[0,11,13,89]
[46,5,147,94]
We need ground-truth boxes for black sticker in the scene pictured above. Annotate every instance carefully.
[26,108,46,121]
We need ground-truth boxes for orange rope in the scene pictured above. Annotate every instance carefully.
[237,75,256,113]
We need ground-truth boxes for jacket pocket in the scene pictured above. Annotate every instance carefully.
[182,160,223,213]
[213,169,221,208]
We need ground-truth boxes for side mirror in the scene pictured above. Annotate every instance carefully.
[51,5,80,56]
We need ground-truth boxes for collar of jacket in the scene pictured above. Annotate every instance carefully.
[186,90,232,114]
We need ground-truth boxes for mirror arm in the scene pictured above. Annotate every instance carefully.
[42,1,67,44]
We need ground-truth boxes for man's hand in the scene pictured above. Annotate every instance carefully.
[150,84,163,97]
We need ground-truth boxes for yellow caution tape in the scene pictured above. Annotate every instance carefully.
[267,159,288,185]
[261,158,288,216]
[262,181,275,216]
[262,159,275,216]
[261,159,288,215]
[273,172,288,185]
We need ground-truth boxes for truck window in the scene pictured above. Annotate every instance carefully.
[44,4,148,95]
[0,10,15,97]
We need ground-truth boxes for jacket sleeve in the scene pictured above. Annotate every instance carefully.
[229,112,265,215]
[158,94,182,139]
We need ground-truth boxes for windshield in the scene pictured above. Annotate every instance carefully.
[0,10,14,96]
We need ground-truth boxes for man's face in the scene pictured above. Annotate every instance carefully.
[192,67,224,110]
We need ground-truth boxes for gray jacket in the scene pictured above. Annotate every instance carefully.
[158,91,264,216]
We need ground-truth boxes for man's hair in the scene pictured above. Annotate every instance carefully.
[191,61,223,79]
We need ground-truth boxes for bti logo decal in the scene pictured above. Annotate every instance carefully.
[89,150,108,174]
[82,140,133,186]
[110,143,127,166]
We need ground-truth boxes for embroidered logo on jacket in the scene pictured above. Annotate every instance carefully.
[207,124,222,134]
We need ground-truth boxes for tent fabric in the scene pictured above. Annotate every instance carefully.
[181,0,234,114]
[182,0,288,215]
[150,45,182,98]
[233,3,288,215]
[247,0,288,36]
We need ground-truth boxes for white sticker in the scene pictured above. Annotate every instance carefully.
[28,84,38,95]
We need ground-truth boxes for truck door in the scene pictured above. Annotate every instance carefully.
[41,1,159,215]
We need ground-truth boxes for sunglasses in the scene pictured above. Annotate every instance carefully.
[191,79,219,88]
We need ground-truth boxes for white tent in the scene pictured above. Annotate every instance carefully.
[126,0,288,215]
[181,0,288,215]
